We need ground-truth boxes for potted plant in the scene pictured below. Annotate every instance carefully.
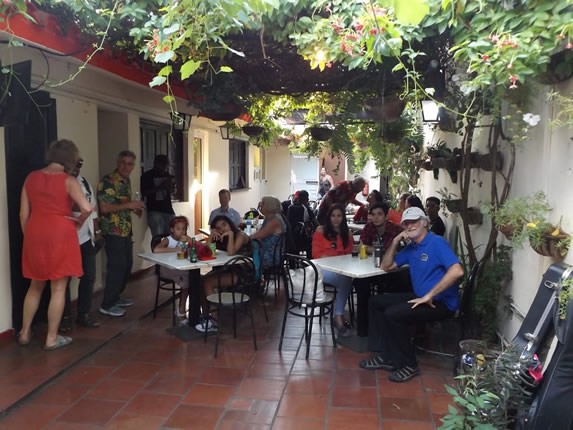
[306,124,333,141]
[438,188,464,215]
[482,192,552,246]
[526,221,571,260]
[241,124,264,137]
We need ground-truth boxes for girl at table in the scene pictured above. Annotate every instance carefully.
[196,215,252,333]
[152,216,191,324]
[312,204,354,336]
[207,215,251,255]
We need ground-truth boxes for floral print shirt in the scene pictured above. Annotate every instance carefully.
[97,170,133,237]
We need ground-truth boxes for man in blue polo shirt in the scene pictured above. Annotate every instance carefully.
[359,207,463,382]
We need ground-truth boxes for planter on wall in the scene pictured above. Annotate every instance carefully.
[445,199,464,213]
[530,230,570,260]
[472,152,503,171]
[465,207,484,225]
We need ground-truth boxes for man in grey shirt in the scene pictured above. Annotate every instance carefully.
[208,189,241,226]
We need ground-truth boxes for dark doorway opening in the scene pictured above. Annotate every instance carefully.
[5,81,57,332]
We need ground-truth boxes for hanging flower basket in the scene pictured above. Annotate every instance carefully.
[242,125,264,137]
[363,94,407,123]
[307,126,333,141]
[200,103,244,121]
[499,224,521,240]
[530,229,570,260]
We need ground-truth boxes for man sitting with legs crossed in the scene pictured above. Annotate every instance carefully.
[359,207,463,382]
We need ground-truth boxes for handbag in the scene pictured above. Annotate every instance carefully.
[289,265,326,303]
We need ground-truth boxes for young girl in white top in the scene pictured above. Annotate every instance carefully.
[152,216,190,324]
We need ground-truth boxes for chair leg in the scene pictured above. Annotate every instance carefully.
[329,304,337,348]
[232,306,238,338]
[171,282,177,327]
[203,304,210,344]
[348,289,355,326]
[214,309,221,358]
[305,310,314,360]
[278,302,289,351]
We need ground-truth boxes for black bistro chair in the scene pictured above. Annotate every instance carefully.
[416,261,481,373]
[150,234,182,326]
[279,254,337,359]
[203,255,258,357]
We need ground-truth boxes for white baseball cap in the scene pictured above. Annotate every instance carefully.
[401,207,428,224]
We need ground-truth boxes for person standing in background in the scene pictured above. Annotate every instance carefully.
[425,196,446,236]
[318,167,334,198]
[98,150,144,318]
[18,139,93,350]
[387,192,411,225]
[141,154,175,237]
[61,158,101,331]
[317,176,366,225]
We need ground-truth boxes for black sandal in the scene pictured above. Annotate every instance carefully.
[359,355,395,371]
[389,365,420,382]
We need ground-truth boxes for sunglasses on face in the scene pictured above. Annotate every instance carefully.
[76,159,84,169]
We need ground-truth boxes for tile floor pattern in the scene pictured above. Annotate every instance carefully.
[0,273,456,429]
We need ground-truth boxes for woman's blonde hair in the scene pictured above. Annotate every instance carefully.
[261,196,281,214]
[46,139,79,173]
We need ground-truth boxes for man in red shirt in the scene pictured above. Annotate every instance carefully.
[360,202,403,253]
[317,176,366,225]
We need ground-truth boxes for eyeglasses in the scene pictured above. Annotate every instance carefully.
[75,159,84,168]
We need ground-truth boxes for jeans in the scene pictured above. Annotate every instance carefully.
[64,240,97,317]
[322,271,353,316]
[147,211,174,237]
[101,235,133,310]
[368,293,453,368]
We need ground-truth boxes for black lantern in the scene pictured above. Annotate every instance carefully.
[219,123,232,140]
[170,112,192,132]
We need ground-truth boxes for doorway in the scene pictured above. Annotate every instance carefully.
[291,155,319,200]
[5,90,57,331]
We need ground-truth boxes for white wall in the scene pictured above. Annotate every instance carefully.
[418,79,573,343]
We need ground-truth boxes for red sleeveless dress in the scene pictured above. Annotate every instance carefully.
[22,171,82,280]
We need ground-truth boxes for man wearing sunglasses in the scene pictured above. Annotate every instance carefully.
[60,158,101,330]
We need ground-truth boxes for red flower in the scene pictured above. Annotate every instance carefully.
[481,54,490,62]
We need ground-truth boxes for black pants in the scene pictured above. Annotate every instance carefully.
[101,235,133,310]
[64,240,97,318]
[368,293,453,368]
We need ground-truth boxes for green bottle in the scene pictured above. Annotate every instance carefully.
[189,238,198,263]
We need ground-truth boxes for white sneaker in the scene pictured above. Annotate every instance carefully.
[194,318,218,333]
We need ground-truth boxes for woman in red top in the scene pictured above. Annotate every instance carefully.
[312,204,354,336]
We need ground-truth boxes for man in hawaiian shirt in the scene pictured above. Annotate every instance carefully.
[97,150,145,317]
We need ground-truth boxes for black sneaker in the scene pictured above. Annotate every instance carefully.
[76,314,100,328]
[59,316,73,333]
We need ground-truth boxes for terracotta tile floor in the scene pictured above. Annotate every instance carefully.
[0,273,456,429]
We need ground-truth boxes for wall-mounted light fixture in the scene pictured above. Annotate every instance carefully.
[421,100,440,123]
[170,112,192,132]
[219,123,232,140]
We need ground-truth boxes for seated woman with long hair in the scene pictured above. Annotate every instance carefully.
[312,204,354,337]
[197,215,252,333]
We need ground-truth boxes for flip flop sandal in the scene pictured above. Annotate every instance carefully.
[389,366,420,383]
[359,355,395,371]
[44,335,72,351]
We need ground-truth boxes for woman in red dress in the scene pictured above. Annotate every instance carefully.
[18,140,92,350]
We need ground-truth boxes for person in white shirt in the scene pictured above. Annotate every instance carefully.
[61,158,101,330]
[208,189,241,227]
